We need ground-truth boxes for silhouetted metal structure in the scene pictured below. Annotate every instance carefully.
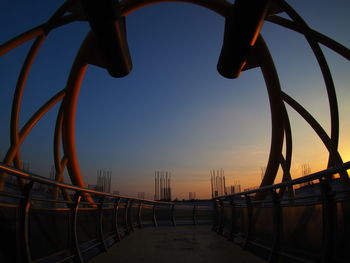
[210,169,226,197]
[189,191,196,200]
[0,163,212,262]
[0,0,350,262]
[212,162,350,263]
[0,0,349,201]
[97,169,112,193]
[154,171,172,201]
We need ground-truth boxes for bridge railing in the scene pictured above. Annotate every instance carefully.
[212,161,350,263]
[0,163,212,263]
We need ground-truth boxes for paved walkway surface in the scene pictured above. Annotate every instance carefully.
[91,225,265,263]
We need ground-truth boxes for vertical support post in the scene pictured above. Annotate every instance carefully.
[124,199,130,235]
[97,196,107,252]
[154,172,157,200]
[171,204,176,227]
[218,200,225,234]
[243,194,252,249]
[269,189,281,263]
[137,201,143,228]
[319,178,336,263]
[160,173,163,200]
[192,204,197,226]
[114,197,121,242]
[128,200,134,232]
[70,192,83,263]
[229,197,236,241]
[152,205,158,228]
[157,172,159,200]
[165,172,168,200]
[212,199,220,232]
[18,181,34,263]
[210,171,214,199]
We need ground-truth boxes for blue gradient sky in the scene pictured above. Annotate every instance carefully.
[1,0,350,199]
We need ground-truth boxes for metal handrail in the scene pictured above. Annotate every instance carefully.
[0,161,213,263]
[212,161,350,263]
[0,162,172,205]
[215,161,350,199]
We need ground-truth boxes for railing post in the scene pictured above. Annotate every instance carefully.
[97,196,107,252]
[192,204,197,226]
[243,194,252,249]
[218,200,225,234]
[128,200,134,232]
[152,205,158,228]
[114,197,121,242]
[229,197,236,241]
[269,189,281,263]
[137,201,143,228]
[70,191,83,263]
[212,199,220,232]
[319,178,336,263]
[124,199,130,235]
[171,204,176,227]
[18,181,34,263]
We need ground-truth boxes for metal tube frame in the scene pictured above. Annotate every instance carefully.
[114,197,121,242]
[152,205,158,228]
[70,192,83,263]
[171,204,176,227]
[128,200,134,233]
[228,197,236,241]
[243,194,253,249]
[18,181,34,263]
[124,199,130,235]
[192,204,197,226]
[268,189,281,263]
[97,196,108,252]
[0,0,348,205]
[137,201,143,228]
[319,179,336,263]
[217,201,224,234]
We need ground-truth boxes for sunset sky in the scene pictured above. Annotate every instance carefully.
[1,0,349,200]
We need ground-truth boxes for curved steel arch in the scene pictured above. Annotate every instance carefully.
[0,0,349,202]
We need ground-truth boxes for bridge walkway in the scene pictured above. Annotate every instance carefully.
[91,225,265,263]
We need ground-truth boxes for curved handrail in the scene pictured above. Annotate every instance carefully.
[0,162,213,262]
[212,161,350,262]
[0,162,171,205]
[215,161,350,199]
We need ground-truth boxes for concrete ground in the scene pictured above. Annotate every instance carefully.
[91,225,265,263]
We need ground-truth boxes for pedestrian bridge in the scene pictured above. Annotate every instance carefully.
[1,162,349,263]
[91,226,265,263]
[1,0,350,262]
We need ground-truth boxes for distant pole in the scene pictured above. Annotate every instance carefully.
[160,172,163,200]
[163,172,166,200]
[215,170,218,197]
[169,172,171,201]
[166,171,168,200]
[163,171,165,200]
[223,169,226,195]
[217,170,222,195]
[169,172,171,200]
[154,172,157,200]
[157,171,160,200]
[210,170,213,199]
[212,170,215,197]
[157,171,159,200]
